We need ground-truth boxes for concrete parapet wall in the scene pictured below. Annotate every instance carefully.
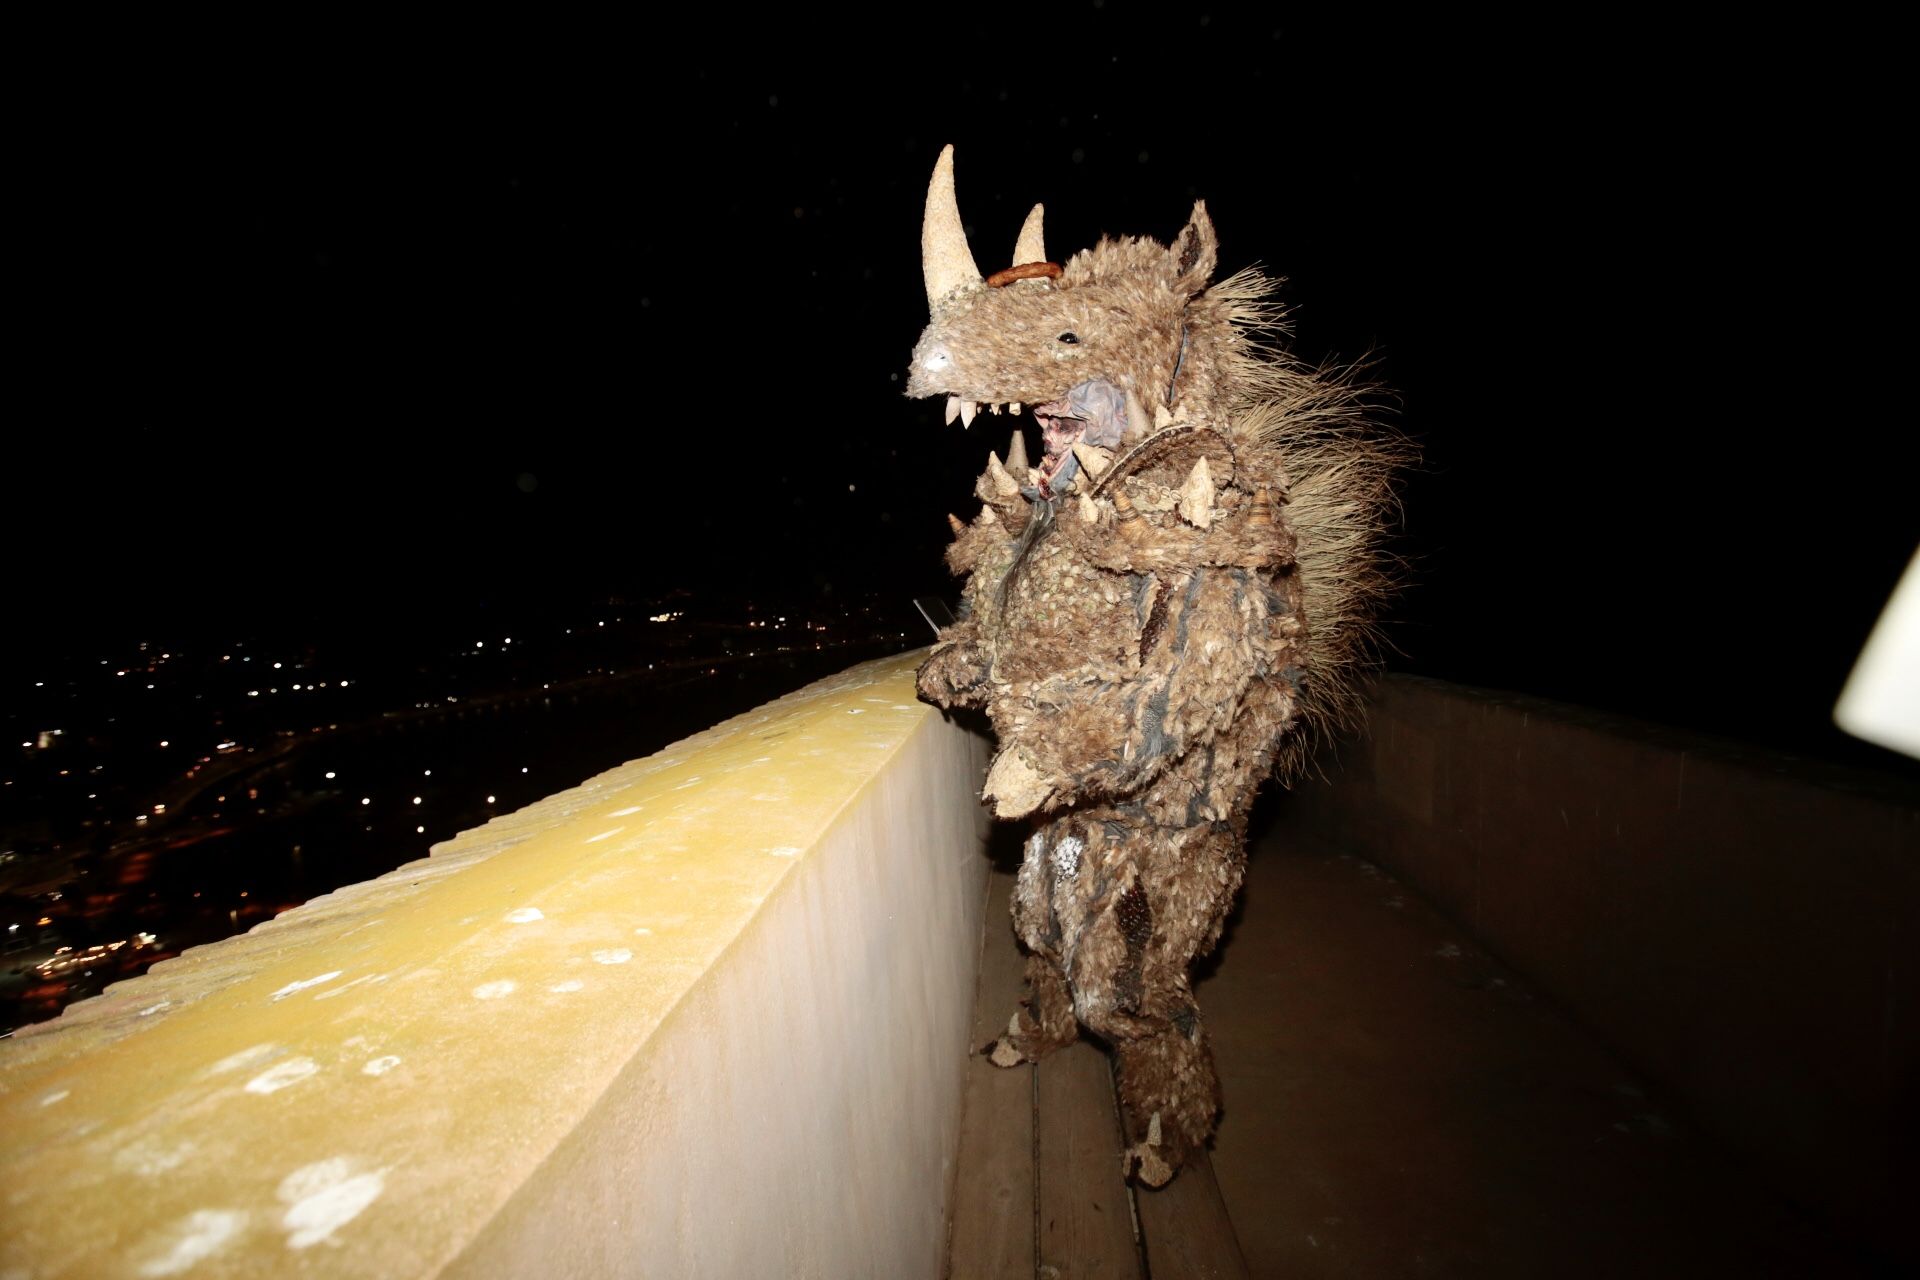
[1281,674,1919,1260]
[1,651,990,1279]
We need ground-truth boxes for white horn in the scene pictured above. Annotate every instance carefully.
[922,145,983,309]
[1012,202,1046,266]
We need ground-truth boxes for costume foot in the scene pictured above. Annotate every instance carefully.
[979,1013,1033,1068]
[1121,1112,1176,1188]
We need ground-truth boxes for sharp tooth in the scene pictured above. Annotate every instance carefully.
[1010,402,1022,414]
[1154,403,1176,428]
[1071,441,1114,479]
[945,395,961,425]
[1177,455,1215,529]
[948,513,967,537]
[989,401,1002,414]
[986,452,1020,496]
[1005,429,1030,476]
[960,399,978,427]
[1125,387,1153,439]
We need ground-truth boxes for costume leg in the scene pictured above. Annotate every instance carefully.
[1107,973,1221,1187]
[982,823,1082,1066]
[1067,823,1244,1185]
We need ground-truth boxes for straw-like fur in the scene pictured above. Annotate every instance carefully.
[909,160,1405,1185]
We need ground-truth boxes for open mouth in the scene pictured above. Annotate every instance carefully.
[937,380,1130,499]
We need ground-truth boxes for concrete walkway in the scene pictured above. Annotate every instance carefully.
[949,828,1889,1277]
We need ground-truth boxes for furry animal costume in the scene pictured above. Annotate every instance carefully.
[909,147,1402,1186]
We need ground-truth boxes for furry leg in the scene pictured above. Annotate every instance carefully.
[1061,820,1242,1186]
[1109,999,1221,1187]
[981,951,1079,1067]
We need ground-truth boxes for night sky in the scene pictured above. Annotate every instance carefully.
[15,13,1911,768]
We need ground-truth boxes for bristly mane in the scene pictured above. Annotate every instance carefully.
[1204,265,1412,778]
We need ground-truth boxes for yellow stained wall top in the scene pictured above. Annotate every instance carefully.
[0,651,937,1279]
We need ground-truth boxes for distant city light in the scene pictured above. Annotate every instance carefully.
[521,767,528,773]
[273,662,283,669]
[159,740,169,748]
[361,797,371,805]
[248,691,260,697]
[416,825,426,834]
[423,769,432,776]
[476,641,484,648]
[486,795,496,804]
[412,796,422,805]
[325,771,337,779]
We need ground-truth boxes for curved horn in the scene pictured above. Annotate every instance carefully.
[1012,202,1046,266]
[922,145,982,309]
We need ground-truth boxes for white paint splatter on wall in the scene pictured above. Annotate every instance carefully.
[278,1158,388,1249]
[209,1043,279,1076]
[136,1208,248,1276]
[270,971,343,1001]
[549,979,585,993]
[362,1056,402,1077]
[314,974,384,1002]
[504,907,545,924]
[472,980,517,1000]
[244,1057,319,1095]
[115,1137,196,1177]
[591,949,632,965]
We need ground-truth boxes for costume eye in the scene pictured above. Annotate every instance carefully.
[1057,332,1079,344]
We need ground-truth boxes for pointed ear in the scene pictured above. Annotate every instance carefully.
[1164,200,1218,298]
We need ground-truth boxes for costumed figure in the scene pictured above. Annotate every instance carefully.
[909,147,1405,1186]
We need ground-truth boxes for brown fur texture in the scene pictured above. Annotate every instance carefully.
[908,148,1404,1186]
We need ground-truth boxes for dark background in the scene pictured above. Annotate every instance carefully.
[14,11,1912,770]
